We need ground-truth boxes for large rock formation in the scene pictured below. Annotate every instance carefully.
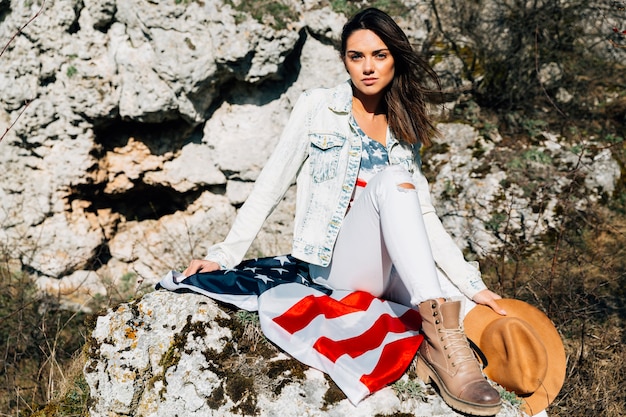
[0,0,620,309]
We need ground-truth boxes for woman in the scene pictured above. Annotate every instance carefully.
[183,8,506,416]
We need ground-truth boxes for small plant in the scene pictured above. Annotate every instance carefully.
[30,361,91,417]
[392,378,427,402]
[569,144,584,155]
[522,148,552,165]
[440,178,461,200]
[66,65,77,77]
[235,309,259,325]
[329,0,408,17]
[602,133,624,144]
[224,0,298,31]
[453,99,482,125]
[499,388,523,408]
[521,119,548,139]
[507,147,552,169]
[485,211,507,232]
[234,310,265,349]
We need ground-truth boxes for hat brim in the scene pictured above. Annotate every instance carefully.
[463,299,566,415]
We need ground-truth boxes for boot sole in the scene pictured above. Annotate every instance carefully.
[416,354,502,416]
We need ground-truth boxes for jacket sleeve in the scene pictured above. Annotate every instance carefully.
[203,92,313,269]
[412,152,488,299]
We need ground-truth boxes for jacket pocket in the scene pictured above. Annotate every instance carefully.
[308,133,345,183]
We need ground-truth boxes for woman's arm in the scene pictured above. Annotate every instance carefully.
[411,158,489,300]
[415,168,505,314]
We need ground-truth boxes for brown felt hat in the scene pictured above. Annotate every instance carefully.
[463,299,566,415]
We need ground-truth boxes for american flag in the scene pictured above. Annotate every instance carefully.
[157,255,423,404]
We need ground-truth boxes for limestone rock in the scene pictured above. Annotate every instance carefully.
[0,0,621,310]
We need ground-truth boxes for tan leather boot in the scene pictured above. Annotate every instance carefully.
[417,299,501,416]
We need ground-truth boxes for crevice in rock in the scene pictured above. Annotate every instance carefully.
[305,26,339,49]
[68,19,80,34]
[93,5,116,33]
[86,243,112,271]
[83,116,227,222]
[0,0,10,25]
[68,1,82,35]
[71,181,205,222]
[92,117,199,156]
[40,73,56,87]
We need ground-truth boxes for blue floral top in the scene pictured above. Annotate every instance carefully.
[349,114,389,206]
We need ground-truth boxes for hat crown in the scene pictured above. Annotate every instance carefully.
[482,317,548,395]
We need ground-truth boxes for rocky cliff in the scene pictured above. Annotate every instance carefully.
[1,0,620,309]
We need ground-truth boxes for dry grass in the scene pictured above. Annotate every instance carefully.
[0,263,88,417]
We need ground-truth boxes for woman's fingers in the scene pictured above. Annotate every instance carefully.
[183,259,220,277]
[473,289,507,315]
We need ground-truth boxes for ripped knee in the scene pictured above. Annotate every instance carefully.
[397,182,415,191]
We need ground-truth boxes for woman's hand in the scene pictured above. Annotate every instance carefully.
[472,289,507,315]
[183,259,220,277]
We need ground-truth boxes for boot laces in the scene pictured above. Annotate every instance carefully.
[440,328,475,366]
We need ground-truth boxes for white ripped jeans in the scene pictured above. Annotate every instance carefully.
[309,165,468,308]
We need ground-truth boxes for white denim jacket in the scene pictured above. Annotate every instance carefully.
[205,81,487,299]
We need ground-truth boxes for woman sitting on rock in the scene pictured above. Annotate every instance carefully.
[182,8,506,416]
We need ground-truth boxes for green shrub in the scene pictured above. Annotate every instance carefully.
[225,0,299,30]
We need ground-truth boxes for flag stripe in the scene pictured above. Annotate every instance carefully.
[272,291,377,334]
[359,334,424,392]
[312,309,421,362]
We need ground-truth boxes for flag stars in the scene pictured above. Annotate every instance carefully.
[273,255,292,266]
[255,273,274,284]
[271,267,289,275]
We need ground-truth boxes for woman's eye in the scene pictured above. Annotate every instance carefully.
[349,54,362,61]
[376,53,387,59]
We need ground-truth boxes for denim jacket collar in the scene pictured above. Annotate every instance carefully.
[328,81,354,114]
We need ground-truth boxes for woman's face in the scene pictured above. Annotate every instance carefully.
[343,29,395,99]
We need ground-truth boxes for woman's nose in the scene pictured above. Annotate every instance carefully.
[363,57,374,74]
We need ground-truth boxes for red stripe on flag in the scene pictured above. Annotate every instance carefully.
[272,291,377,334]
[359,334,424,393]
[312,309,421,362]
[338,291,379,309]
[356,178,368,187]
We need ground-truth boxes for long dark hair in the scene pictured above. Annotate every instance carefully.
[341,8,441,146]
